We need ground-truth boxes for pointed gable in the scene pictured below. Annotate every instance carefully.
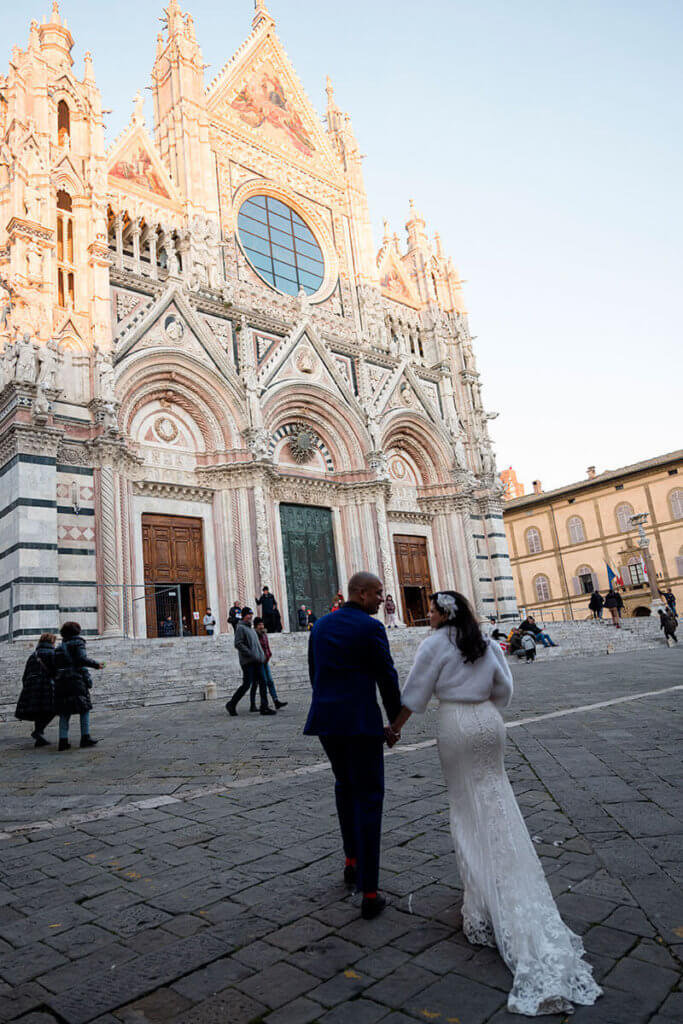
[378,248,422,310]
[206,17,344,185]
[107,122,182,209]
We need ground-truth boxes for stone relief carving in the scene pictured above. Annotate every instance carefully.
[36,336,62,391]
[94,346,116,402]
[116,291,140,322]
[164,314,185,343]
[288,424,319,464]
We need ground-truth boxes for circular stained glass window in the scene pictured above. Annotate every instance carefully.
[237,195,325,297]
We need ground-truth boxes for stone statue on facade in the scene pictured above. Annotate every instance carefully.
[102,401,119,435]
[296,287,311,318]
[33,380,50,421]
[94,346,116,402]
[14,332,36,383]
[26,242,43,283]
[37,336,62,391]
[0,340,16,389]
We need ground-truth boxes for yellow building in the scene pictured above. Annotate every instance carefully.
[503,451,683,620]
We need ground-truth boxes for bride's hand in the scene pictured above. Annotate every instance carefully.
[384,725,400,747]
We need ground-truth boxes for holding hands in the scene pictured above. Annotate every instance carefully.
[384,724,401,748]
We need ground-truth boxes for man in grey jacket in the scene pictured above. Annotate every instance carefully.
[225,607,275,716]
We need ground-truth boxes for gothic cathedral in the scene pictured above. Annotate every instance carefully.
[0,1,516,637]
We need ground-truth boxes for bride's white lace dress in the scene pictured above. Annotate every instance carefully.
[401,630,601,1016]
[437,699,602,1016]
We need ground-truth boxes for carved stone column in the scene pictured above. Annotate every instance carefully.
[131,217,141,275]
[375,488,398,603]
[456,496,484,615]
[114,213,124,271]
[252,482,272,589]
[98,462,122,635]
[148,227,158,280]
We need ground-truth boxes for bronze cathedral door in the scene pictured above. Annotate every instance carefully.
[141,514,207,638]
[279,504,339,627]
[394,535,433,626]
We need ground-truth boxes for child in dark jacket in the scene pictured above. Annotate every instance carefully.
[253,617,287,710]
[15,633,57,746]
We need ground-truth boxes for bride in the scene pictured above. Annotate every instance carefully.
[389,591,602,1017]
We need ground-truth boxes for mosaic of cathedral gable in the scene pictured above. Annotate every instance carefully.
[208,33,343,186]
[108,130,178,204]
[127,308,214,372]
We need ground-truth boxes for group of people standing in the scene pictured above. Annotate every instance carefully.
[588,588,624,625]
[15,622,103,749]
[229,587,282,635]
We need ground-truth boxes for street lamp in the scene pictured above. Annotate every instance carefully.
[629,512,665,611]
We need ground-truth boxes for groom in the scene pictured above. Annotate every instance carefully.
[304,572,401,919]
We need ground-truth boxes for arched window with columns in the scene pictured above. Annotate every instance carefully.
[56,190,75,308]
[534,574,551,602]
[525,527,542,554]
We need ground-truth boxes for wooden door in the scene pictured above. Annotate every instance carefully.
[142,514,207,637]
[393,535,433,626]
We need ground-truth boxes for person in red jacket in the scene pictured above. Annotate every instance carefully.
[253,617,287,710]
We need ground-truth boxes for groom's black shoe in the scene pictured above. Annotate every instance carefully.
[361,894,386,920]
[343,864,356,886]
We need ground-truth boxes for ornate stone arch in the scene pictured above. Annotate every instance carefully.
[263,384,368,473]
[116,352,244,452]
[381,413,453,486]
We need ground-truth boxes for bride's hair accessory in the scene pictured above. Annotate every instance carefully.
[435,592,458,620]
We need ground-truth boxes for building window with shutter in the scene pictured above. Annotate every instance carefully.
[627,558,646,586]
[615,502,634,532]
[567,516,585,544]
[576,566,595,593]
[56,189,75,308]
[526,527,542,554]
[676,548,683,577]
[534,575,551,602]
[670,488,683,521]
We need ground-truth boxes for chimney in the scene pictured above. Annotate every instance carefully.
[587,466,596,479]
[532,480,542,495]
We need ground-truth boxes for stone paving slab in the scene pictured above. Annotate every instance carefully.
[0,647,681,1022]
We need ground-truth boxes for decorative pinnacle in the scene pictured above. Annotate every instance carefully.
[51,1,61,23]
[253,0,275,30]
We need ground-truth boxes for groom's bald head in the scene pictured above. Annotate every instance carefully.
[348,572,384,614]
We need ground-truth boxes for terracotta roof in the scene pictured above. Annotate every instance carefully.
[504,449,683,511]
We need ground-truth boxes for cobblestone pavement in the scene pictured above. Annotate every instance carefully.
[0,647,681,1023]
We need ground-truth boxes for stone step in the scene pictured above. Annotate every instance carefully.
[0,619,664,719]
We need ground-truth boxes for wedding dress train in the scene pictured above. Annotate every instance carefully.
[437,699,602,1016]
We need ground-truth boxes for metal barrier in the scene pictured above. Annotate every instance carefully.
[2,582,188,643]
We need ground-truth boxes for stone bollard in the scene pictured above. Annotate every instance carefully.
[203,682,217,700]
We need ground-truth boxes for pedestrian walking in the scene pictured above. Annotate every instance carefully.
[588,590,604,620]
[658,607,678,645]
[228,602,242,632]
[254,617,287,709]
[389,590,602,1016]
[604,588,621,627]
[297,603,308,631]
[203,607,216,636]
[304,571,402,920]
[15,633,57,747]
[54,622,104,750]
[256,586,279,633]
[225,607,275,716]
[520,632,536,662]
[384,594,397,628]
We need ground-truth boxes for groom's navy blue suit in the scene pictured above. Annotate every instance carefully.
[304,602,402,893]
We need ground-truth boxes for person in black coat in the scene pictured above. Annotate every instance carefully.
[304,571,402,920]
[588,590,604,619]
[256,587,279,632]
[604,589,621,628]
[54,622,104,751]
[15,633,57,747]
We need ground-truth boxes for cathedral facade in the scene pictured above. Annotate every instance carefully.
[0,1,516,638]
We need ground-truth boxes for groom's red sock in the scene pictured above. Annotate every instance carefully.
[345,857,357,868]
[363,891,377,899]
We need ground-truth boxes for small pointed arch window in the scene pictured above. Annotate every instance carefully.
[616,502,634,532]
[567,515,585,544]
[525,527,542,554]
[57,100,71,145]
[670,488,683,521]
[56,189,75,308]
[534,574,551,602]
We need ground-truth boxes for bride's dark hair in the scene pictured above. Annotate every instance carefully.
[430,590,487,664]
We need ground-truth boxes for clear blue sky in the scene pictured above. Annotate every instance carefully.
[4,1,681,491]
